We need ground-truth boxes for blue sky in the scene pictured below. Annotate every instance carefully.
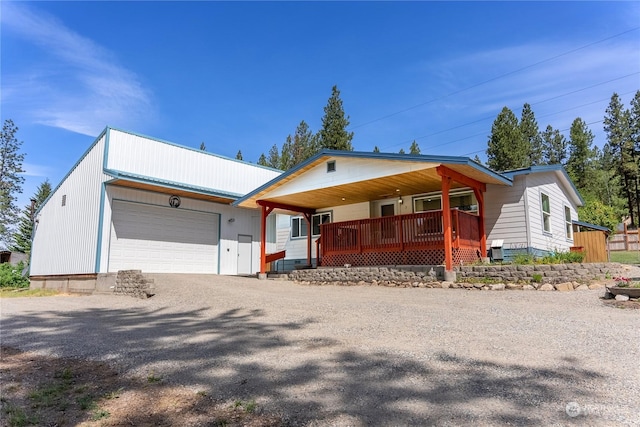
[2,1,639,209]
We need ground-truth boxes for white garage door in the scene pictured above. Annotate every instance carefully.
[109,200,219,273]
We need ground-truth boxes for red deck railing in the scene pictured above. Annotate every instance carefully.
[319,209,481,260]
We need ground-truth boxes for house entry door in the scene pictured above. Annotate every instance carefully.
[381,204,396,239]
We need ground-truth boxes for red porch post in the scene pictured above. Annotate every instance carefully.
[441,175,453,271]
[259,204,274,274]
[473,188,486,257]
[304,213,312,266]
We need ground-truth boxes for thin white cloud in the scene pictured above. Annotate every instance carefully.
[1,3,154,136]
[21,163,53,178]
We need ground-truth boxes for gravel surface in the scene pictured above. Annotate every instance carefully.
[2,274,639,426]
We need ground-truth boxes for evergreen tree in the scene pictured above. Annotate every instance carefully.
[235,150,243,160]
[399,148,406,154]
[472,155,483,165]
[486,107,527,171]
[291,120,318,166]
[541,125,567,165]
[604,92,636,226]
[266,144,281,169]
[0,119,26,247]
[520,103,542,165]
[257,153,268,167]
[10,180,51,255]
[318,85,354,151]
[566,118,596,191]
[373,146,380,153]
[409,140,421,155]
[200,142,206,151]
[280,135,293,170]
[628,90,640,225]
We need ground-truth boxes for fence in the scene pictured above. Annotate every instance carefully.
[608,225,639,252]
[573,231,608,263]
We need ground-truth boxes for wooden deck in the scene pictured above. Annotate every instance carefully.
[318,209,482,267]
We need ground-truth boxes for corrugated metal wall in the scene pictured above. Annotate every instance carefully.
[31,135,110,275]
[106,129,280,196]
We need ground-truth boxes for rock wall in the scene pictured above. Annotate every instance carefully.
[289,263,625,288]
[115,270,155,298]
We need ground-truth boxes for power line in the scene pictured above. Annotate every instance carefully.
[351,26,640,131]
[380,76,639,151]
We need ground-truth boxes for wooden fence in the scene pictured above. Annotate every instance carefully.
[573,231,608,263]
[608,225,639,252]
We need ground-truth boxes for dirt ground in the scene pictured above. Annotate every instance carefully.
[0,346,283,427]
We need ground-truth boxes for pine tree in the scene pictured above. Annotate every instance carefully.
[373,146,380,153]
[541,125,567,165]
[266,144,281,170]
[290,120,318,167]
[200,142,206,151]
[10,180,51,255]
[472,155,483,165]
[604,92,636,226]
[235,150,243,160]
[318,85,354,151]
[0,119,26,247]
[280,135,293,170]
[257,153,268,166]
[486,107,527,171]
[409,140,421,155]
[399,148,406,154]
[628,90,640,225]
[520,103,542,166]
[566,118,596,191]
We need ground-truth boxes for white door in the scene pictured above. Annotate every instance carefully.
[237,234,252,275]
[109,200,219,273]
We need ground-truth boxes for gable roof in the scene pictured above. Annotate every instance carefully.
[501,164,585,206]
[234,150,512,211]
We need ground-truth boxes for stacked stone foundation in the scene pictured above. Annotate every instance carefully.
[115,270,155,299]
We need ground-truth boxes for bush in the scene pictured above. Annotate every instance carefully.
[0,261,29,288]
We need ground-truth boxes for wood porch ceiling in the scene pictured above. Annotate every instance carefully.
[261,166,475,210]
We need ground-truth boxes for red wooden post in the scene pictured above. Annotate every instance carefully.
[474,188,486,257]
[305,213,312,266]
[441,175,452,270]
[260,204,268,274]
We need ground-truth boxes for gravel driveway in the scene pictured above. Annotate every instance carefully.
[2,275,639,426]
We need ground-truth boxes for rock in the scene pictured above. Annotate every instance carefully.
[430,282,442,288]
[575,284,590,291]
[539,284,555,291]
[615,294,630,301]
[588,283,604,290]
[506,283,522,290]
[522,284,536,290]
[441,281,452,289]
[489,283,506,291]
[554,282,574,292]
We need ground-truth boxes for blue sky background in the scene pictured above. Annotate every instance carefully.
[2,1,639,209]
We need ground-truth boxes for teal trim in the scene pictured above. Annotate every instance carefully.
[95,183,107,273]
[107,126,282,173]
[104,168,242,200]
[502,164,585,206]
[103,126,111,170]
[35,127,109,217]
[233,149,513,207]
[217,213,222,274]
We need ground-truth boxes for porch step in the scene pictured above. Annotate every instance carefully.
[267,273,289,281]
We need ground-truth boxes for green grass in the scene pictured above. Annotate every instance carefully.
[0,287,60,298]
[610,250,640,265]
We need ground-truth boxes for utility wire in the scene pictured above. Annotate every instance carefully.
[351,26,640,131]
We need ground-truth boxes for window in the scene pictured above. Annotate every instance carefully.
[327,160,336,172]
[413,191,478,214]
[565,206,573,239]
[62,194,67,207]
[541,193,551,233]
[292,212,332,238]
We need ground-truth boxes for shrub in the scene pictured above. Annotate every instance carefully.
[0,262,29,288]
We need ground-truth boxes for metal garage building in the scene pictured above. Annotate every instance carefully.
[30,127,281,281]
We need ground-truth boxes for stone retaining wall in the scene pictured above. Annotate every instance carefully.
[115,270,155,299]
[289,263,625,288]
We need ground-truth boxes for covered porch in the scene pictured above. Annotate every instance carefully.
[232,150,512,274]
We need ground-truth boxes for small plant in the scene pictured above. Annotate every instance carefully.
[77,395,97,411]
[105,387,124,399]
[614,277,631,287]
[91,409,110,421]
[531,274,543,284]
[147,372,162,383]
[513,253,536,265]
[196,390,207,397]
[232,399,257,413]
[605,271,612,280]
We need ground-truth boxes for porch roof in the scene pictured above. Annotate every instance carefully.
[234,150,512,212]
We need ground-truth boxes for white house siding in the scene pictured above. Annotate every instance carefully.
[484,179,528,253]
[522,172,578,253]
[31,135,110,275]
[99,186,263,275]
[105,129,280,196]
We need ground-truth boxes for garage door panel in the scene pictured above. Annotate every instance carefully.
[109,200,218,273]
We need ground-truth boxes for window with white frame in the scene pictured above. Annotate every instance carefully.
[565,206,573,239]
[541,193,551,233]
[291,212,332,238]
[413,191,478,214]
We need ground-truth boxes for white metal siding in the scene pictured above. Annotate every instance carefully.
[109,200,219,273]
[30,135,109,275]
[105,129,280,196]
